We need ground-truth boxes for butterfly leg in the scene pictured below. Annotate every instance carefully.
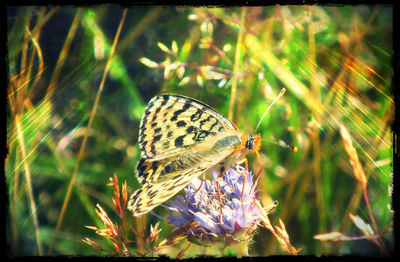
[236,158,249,203]
[191,173,206,194]
[237,158,249,170]
[216,176,224,224]
[236,151,263,203]
[235,158,249,221]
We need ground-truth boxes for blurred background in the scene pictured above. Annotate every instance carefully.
[6,5,394,256]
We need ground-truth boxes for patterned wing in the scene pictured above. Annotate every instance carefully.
[137,94,238,162]
[128,132,242,216]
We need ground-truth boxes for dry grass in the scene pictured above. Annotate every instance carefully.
[6,6,393,256]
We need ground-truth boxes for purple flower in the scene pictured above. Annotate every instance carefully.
[161,165,262,246]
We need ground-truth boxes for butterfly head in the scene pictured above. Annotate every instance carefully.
[245,134,261,153]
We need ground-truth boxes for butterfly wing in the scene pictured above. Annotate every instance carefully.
[128,131,243,216]
[137,94,238,162]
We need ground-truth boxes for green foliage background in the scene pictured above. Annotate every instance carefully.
[6,5,393,256]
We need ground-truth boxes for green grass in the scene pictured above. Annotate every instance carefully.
[6,5,393,256]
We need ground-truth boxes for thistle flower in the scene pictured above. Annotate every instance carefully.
[161,165,262,251]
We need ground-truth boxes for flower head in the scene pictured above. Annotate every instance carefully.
[162,165,261,246]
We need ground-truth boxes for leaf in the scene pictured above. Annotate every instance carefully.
[139,57,159,68]
[314,232,353,242]
[178,76,190,86]
[157,42,171,53]
[171,40,178,55]
[350,213,374,238]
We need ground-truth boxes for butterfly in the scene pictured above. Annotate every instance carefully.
[128,90,286,216]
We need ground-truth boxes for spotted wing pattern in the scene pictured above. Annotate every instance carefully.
[127,94,245,216]
[129,132,243,216]
[138,95,236,159]
[135,94,238,184]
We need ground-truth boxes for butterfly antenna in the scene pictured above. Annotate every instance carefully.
[263,138,298,152]
[254,88,286,134]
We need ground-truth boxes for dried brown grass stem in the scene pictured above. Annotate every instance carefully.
[50,8,128,254]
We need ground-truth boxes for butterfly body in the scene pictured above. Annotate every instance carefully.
[128,94,261,216]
